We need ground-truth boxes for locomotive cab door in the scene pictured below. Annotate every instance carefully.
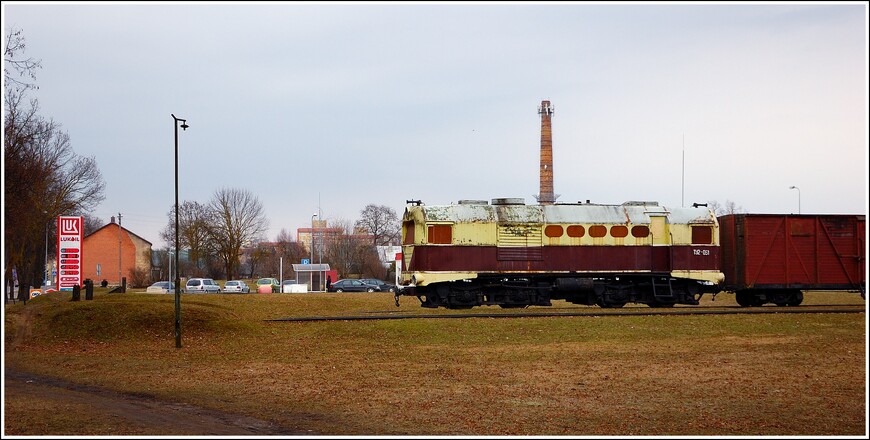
[649,214,670,245]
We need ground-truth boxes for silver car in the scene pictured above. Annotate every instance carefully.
[184,278,221,293]
[146,281,175,294]
[223,280,250,294]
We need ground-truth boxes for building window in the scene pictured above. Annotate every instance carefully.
[589,225,607,238]
[567,225,585,237]
[631,225,650,238]
[545,225,563,238]
[428,224,452,244]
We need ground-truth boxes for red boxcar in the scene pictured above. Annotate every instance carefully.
[718,214,865,306]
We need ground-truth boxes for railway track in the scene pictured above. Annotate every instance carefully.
[267,304,865,323]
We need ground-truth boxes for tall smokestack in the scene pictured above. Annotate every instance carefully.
[537,100,555,205]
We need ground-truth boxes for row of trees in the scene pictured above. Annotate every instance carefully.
[159,188,268,281]
[4,29,106,288]
[155,198,402,282]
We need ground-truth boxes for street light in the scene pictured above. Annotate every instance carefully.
[172,114,188,348]
[311,213,317,291]
[43,210,49,288]
[789,185,801,214]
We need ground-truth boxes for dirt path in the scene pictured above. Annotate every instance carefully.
[4,368,312,436]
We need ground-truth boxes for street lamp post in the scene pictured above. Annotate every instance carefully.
[789,186,801,214]
[172,114,188,348]
[168,249,173,293]
[43,210,49,288]
[311,213,317,291]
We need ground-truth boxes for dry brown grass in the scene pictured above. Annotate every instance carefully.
[4,290,867,436]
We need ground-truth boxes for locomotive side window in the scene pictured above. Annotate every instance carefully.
[692,226,713,244]
[610,225,628,238]
[428,224,452,244]
[545,225,563,238]
[631,225,650,238]
[403,221,415,245]
[589,225,607,238]
[567,225,585,237]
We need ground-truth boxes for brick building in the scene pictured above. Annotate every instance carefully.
[81,217,153,286]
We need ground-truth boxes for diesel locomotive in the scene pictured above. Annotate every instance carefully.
[397,198,724,309]
[396,198,866,309]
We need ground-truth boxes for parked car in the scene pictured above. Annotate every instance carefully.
[256,277,280,293]
[184,278,221,293]
[146,281,174,294]
[359,278,398,293]
[327,279,378,293]
[223,280,250,294]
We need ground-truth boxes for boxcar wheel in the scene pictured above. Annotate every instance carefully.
[786,291,804,306]
[735,291,753,307]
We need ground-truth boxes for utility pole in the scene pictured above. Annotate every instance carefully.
[118,212,122,285]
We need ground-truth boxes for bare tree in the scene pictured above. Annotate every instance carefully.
[4,27,42,92]
[160,201,213,276]
[355,204,400,246]
[207,188,268,280]
[243,243,272,279]
[80,213,104,237]
[275,228,307,277]
[707,200,745,217]
[4,31,105,286]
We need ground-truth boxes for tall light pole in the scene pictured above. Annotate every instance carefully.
[172,114,188,348]
[789,185,801,214]
[311,213,317,291]
[43,210,49,287]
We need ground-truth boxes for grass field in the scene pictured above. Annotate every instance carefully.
[3,289,867,436]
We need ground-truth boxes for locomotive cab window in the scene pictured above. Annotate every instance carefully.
[567,225,585,237]
[545,225,563,238]
[428,224,453,244]
[402,221,415,245]
[610,225,628,238]
[631,225,650,238]
[691,226,713,244]
[589,225,607,238]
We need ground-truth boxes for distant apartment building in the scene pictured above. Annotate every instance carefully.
[297,219,345,262]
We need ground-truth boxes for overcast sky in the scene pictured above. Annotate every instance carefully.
[3,2,868,249]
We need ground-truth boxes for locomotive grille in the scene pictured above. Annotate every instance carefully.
[497,224,543,260]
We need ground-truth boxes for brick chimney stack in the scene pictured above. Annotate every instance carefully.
[537,100,555,205]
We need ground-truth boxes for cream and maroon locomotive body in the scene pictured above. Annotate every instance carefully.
[398,198,724,309]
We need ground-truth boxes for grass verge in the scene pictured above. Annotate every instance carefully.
[4,290,867,435]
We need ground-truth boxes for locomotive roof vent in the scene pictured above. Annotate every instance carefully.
[623,201,660,206]
[491,197,525,206]
[458,200,489,205]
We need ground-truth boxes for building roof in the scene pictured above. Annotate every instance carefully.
[85,222,153,245]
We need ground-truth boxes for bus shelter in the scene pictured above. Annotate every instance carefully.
[292,263,331,292]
